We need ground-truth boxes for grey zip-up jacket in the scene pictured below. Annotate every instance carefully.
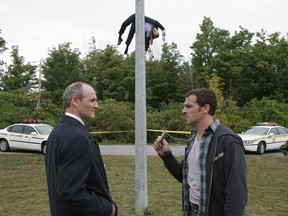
[161,123,247,216]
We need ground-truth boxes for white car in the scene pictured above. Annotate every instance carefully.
[0,121,53,154]
[239,125,288,155]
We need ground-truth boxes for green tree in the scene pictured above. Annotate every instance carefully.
[147,42,185,108]
[178,61,194,92]
[0,91,35,128]
[0,45,37,92]
[211,27,254,104]
[207,73,224,114]
[251,31,288,103]
[242,98,288,128]
[82,43,135,102]
[190,17,230,88]
[42,42,82,105]
[90,98,135,143]
[0,30,7,73]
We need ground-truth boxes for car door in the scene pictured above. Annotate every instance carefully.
[276,127,288,149]
[266,128,279,150]
[8,125,30,149]
[22,125,42,151]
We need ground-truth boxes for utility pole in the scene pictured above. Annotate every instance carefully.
[135,0,148,215]
[36,59,42,109]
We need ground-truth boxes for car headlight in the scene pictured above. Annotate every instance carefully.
[243,140,254,145]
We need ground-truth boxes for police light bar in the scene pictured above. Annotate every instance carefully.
[256,122,277,126]
[22,119,42,123]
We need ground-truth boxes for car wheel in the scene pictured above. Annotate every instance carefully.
[0,139,10,152]
[257,141,265,155]
[42,142,47,155]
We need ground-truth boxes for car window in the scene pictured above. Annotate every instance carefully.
[8,125,24,133]
[277,127,288,135]
[23,126,36,134]
[269,128,278,135]
[245,127,269,135]
[35,125,53,135]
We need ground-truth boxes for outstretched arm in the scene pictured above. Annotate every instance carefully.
[153,135,183,182]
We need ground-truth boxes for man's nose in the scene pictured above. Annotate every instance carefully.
[182,107,186,113]
[94,102,99,108]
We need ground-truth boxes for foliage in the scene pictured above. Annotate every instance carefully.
[218,97,250,133]
[0,30,7,73]
[0,16,288,137]
[90,98,135,143]
[0,91,35,128]
[190,17,288,106]
[31,98,64,126]
[146,42,187,108]
[241,97,288,128]
[207,72,224,114]
[41,42,83,105]
[0,45,37,92]
[83,44,135,102]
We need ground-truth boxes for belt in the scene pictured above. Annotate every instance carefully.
[190,203,198,212]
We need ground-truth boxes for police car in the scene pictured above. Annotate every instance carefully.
[239,122,288,155]
[0,120,53,154]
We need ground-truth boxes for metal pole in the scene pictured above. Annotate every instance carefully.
[36,59,42,109]
[135,0,148,215]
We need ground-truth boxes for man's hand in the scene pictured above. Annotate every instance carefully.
[153,134,170,157]
[111,204,116,216]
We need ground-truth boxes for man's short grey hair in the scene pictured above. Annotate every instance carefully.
[63,82,86,108]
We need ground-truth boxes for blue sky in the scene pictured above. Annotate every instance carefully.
[1,0,287,63]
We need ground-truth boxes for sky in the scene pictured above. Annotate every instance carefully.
[1,0,288,64]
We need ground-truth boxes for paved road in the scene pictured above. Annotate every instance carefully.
[0,145,284,157]
[100,144,185,156]
[99,145,284,157]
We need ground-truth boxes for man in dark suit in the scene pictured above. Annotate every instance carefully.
[117,13,166,54]
[45,82,117,216]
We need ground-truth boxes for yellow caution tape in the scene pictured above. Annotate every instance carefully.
[147,129,191,135]
[90,129,191,135]
[90,130,134,134]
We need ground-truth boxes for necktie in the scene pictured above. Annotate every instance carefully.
[150,30,153,45]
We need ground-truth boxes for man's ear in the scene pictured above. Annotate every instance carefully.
[202,104,210,113]
[70,96,80,106]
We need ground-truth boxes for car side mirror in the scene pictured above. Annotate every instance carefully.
[31,132,37,135]
[268,132,274,136]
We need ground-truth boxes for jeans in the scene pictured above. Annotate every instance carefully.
[189,208,198,216]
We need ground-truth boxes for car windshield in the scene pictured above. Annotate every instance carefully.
[244,127,269,135]
[35,125,53,135]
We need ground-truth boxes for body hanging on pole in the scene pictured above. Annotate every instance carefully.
[117,13,166,54]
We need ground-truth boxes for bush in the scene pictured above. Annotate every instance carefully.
[90,98,135,143]
[242,98,288,128]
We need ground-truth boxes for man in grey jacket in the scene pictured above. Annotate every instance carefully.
[153,88,247,216]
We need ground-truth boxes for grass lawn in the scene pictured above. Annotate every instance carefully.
[0,151,287,215]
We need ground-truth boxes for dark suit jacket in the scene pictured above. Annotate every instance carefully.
[45,115,117,216]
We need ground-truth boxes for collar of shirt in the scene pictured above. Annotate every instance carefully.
[145,22,153,37]
[192,119,220,136]
[210,119,220,132]
[65,112,85,126]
